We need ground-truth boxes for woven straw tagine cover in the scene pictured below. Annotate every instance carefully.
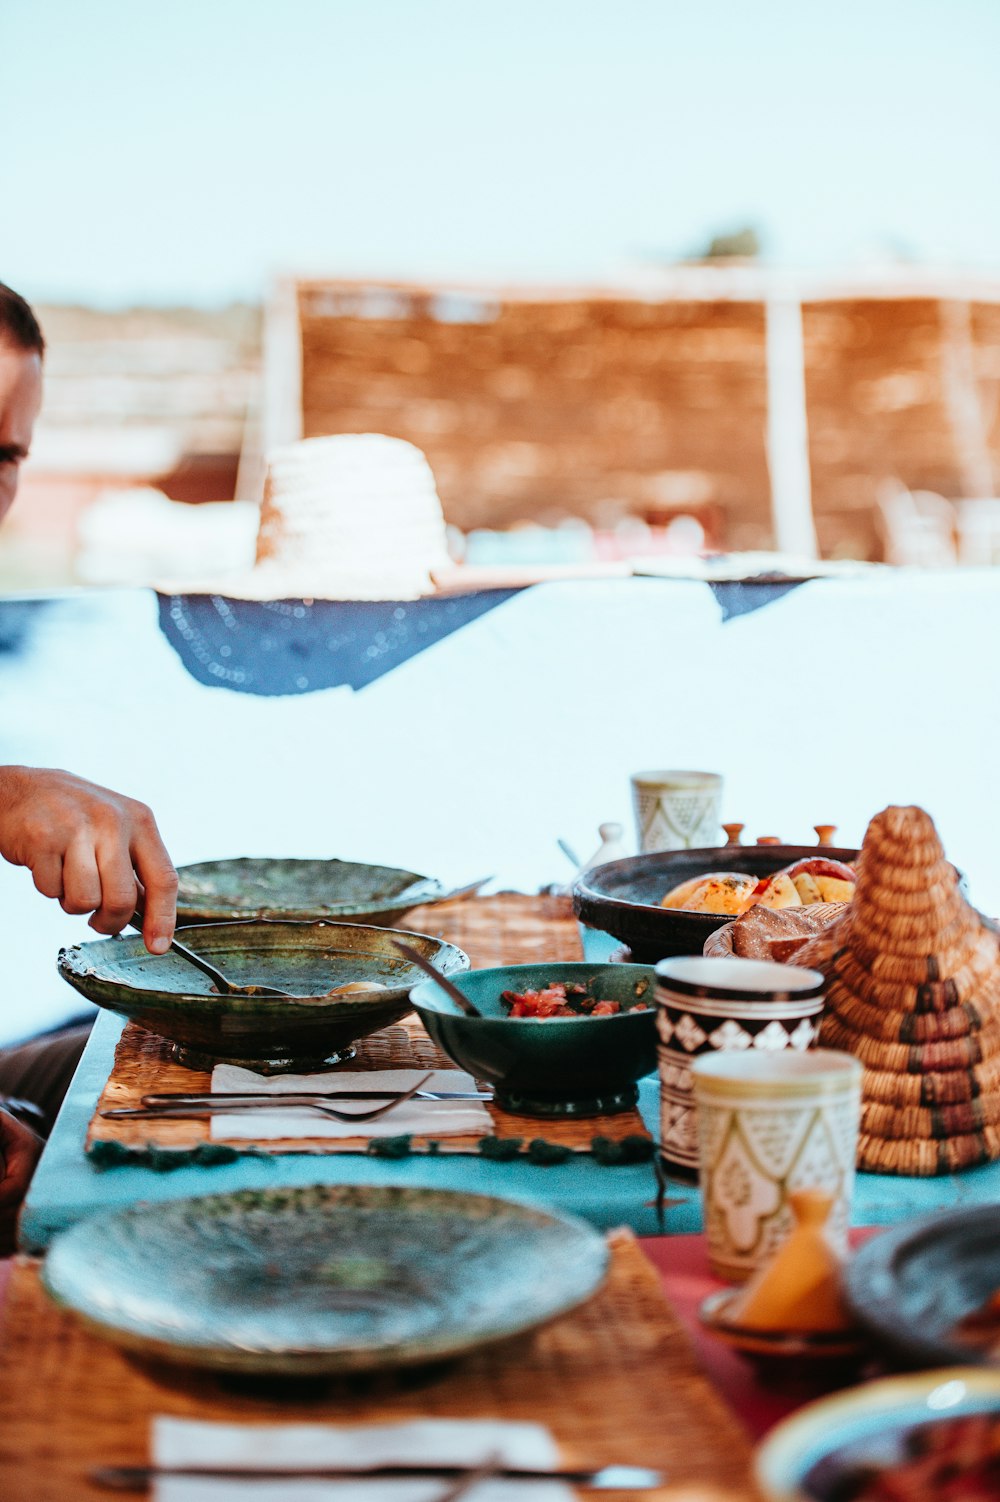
[795,805,1000,1176]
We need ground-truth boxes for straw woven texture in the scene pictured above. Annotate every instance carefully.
[795,806,1000,1175]
[0,1233,759,1502]
[86,896,651,1157]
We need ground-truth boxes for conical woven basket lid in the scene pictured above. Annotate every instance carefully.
[796,805,1000,1176]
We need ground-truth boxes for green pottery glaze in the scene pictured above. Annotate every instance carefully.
[41,1184,609,1375]
[58,921,468,1071]
[410,963,657,1117]
[176,857,447,925]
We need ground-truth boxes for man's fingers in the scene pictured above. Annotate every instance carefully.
[30,852,63,900]
[59,834,103,916]
[88,840,139,937]
[130,811,177,955]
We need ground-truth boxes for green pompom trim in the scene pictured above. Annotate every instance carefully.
[590,1134,657,1166]
[477,1136,524,1160]
[88,1141,244,1171]
[366,1134,414,1159]
[526,1138,573,1164]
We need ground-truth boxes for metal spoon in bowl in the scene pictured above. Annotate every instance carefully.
[392,940,483,1017]
[126,904,301,999]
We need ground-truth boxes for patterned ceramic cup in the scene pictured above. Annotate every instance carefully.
[630,770,723,853]
[691,1048,863,1283]
[655,956,826,1174]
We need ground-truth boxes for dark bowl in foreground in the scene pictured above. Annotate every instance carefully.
[410,961,657,1117]
[843,1205,1000,1368]
[573,845,860,963]
[58,919,469,1071]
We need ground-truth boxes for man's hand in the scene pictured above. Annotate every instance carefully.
[0,1108,43,1255]
[0,766,177,953]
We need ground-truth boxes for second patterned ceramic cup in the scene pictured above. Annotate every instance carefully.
[655,956,826,1173]
[691,1048,863,1283]
[630,770,723,853]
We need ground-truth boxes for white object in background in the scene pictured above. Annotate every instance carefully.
[630,771,723,853]
[582,822,627,871]
[956,497,1000,566]
[765,296,818,560]
[876,485,958,567]
[251,433,451,599]
[75,489,259,587]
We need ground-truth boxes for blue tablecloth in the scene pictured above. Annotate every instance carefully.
[20,1009,1000,1251]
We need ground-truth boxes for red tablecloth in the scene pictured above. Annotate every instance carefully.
[638,1230,882,1439]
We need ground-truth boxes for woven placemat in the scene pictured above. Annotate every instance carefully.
[0,1233,758,1502]
[405,892,586,966]
[86,896,652,1160]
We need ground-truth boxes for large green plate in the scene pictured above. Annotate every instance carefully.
[58,920,468,1070]
[176,858,448,925]
[42,1185,610,1375]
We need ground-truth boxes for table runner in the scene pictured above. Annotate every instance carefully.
[85,896,652,1161]
[0,1232,759,1502]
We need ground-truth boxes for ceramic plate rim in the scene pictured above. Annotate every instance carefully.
[176,857,446,922]
[58,920,469,1007]
[409,961,657,1023]
[41,1184,611,1374]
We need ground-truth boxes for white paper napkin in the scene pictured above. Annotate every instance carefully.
[152,1416,576,1502]
[209,1064,493,1140]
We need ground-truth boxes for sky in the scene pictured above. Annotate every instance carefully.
[3,0,1000,307]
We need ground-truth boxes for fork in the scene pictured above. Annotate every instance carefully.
[245,1072,434,1124]
[150,1072,436,1125]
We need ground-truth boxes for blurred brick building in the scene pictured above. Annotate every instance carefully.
[261,267,1000,561]
[8,270,1000,587]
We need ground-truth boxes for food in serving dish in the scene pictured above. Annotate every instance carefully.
[705,902,847,961]
[955,1290,1000,1360]
[661,857,856,916]
[500,980,650,1018]
[803,1412,1000,1501]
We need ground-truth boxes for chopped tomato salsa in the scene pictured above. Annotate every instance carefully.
[500,982,647,1018]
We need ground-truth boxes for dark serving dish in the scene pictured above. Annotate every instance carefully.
[843,1206,1000,1369]
[573,844,860,963]
[410,962,657,1117]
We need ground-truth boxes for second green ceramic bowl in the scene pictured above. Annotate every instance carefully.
[410,962,657,1117]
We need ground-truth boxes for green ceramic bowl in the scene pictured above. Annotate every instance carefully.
[410,962,657,1117]
[41,1184,610,1375]
[58,920,468,1071]
[176,857,449,925]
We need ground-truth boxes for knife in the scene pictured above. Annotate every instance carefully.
[101,1091,492,1120]
[142,1090,492,1105]
[90,1461,664,1490]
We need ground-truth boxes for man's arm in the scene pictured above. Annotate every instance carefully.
[0,1108,42,1255]
[0,766,177,953]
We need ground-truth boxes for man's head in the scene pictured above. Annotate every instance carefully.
[0,285,44,524]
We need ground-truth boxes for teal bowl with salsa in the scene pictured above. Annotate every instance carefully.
[409,961,656,1117]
